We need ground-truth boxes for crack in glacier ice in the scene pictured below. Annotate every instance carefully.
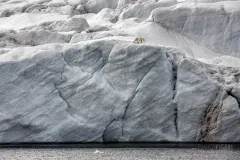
[102,119,116,142]
[120,63,156,139]
[228,90,240,109]
[198,87,226,142]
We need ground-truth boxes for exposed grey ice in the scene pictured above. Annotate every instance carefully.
[0,0,240,142]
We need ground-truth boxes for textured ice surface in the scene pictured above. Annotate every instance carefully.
[0,0,240,142]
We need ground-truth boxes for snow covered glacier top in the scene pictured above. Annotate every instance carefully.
[1,0,240,68]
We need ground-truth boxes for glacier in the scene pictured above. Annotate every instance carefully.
[0,0,240,142]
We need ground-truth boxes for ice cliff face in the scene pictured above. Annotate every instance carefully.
[0,0,240,142]
[150,0,240,57]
